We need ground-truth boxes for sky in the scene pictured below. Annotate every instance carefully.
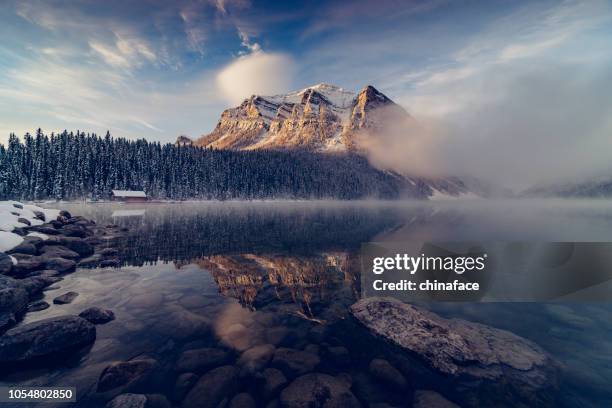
[1,0,611,188]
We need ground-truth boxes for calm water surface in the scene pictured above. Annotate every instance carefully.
[3,200,612,407]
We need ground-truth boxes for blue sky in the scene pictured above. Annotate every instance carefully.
[1,0,611,186]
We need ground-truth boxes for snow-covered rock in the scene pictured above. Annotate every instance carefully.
[0,201,59,251]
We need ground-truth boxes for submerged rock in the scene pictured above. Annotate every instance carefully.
[97,358,159,393]
[368,358,408,390]
[28,300,50,312]
[413,390,460,408]
[280,373,361,408]
[0,316,95,364]
[350,297,558,407]
[175,347,229,373]
[271,348,320,378]
[262,368,287,399]
[229,393,256,408]
[105,393,147,408]
[53,291,79,304]
[79,307,115,324]
[182,365,239,408]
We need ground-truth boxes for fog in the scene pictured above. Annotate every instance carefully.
[359,61,612,191]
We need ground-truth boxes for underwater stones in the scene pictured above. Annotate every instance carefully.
[229,393,256,408]
[173,373,198,401]
[351,297,559,407]
[0,316,95,364]
[53,291,79,304]
[271,348,320,378]
[368,359,408,390]
[238,344,276,374]
[261,368,287,399]
[79,307,115,324]
[97,358,159,393]
[413,390,460,408]
[105,393,147,408]
[175,347,229,373]
[182,365,240,408]
[279,373,361,408]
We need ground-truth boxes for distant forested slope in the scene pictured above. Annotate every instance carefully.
[0,130,409,201]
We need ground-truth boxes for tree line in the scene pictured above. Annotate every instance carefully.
[0,130,405,201]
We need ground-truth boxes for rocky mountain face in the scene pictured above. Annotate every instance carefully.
[192,83,408,152]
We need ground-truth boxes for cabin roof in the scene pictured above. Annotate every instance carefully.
[111,190,147,198]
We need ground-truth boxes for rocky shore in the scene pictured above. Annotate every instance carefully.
[1,201,122,367]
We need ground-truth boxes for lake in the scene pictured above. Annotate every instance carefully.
[2,200,612,407]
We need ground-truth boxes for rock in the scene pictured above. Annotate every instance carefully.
[97,358,159,393]
[413,391,460,408]
[11,255,44,276]
[17,217,31,226]
[280,373,361,408]
[31,210,45,221]
[272,348,320,378]
[0,252,13,274]
[20,276,57,296]
[238,344,275,374]
[351,298,558,407]
[0,275,28,333]
[79,254,102,267]
[145,394,171,408]
[58,237,94,256]
[0,316,95,364]
[53,291,79,304]
[59,210,72,219]
[29,226,60,235]
[9,241,37,255]
[100,258,121,268]
[173,373,198,401]
[175,347,229,373]
[99,248,120,257]
[28,300,50,312]
[45,257,77,273]
[50,220,64,229]
[324,346,350,367]
[40,245,80,259]
[79,307,115,324]
[182,365,239,408]
[229,393,256,408]
[368,359,407,390]
[262,368,287,399]
[12,203,23,209]
[105,393,147,408]
[60,224,89,238]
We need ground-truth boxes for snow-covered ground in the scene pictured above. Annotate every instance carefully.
[0,201,60,252]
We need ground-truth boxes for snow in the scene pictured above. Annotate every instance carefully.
[27,231,49,240]
[0,231,23,252]
[111,190,147,198]
[0,200,60,251]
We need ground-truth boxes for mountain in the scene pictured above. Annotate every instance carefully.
[523,177,612,198]
[178,83,484,199]
[191,83,409,152]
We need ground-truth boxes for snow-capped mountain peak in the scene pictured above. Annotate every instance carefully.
[195,83,408,151]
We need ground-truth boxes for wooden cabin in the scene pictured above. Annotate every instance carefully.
[111,190,148,203]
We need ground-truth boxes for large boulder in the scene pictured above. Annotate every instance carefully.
[45,257,76,273]
[279,373,361,408]
[182,365,239,408]
[350,297,559,407]
[0,316,96,364]
[58,237,94,257]
[40,245,80,259]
